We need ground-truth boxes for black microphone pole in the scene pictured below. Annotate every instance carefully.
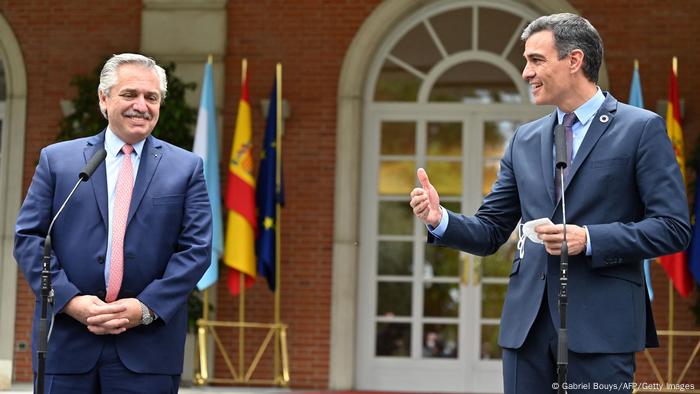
[553,125,569,394]
[37,148,106,394]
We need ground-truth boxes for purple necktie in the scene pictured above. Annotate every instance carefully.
[555,112,578,201]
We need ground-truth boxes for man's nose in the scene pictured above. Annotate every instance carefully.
[132,95,148,112]
[522,64,533,80]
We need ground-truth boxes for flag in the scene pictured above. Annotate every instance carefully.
[688,167,700,285]
[256,80,284,291]
[627,60,654,301]
[224,62,257,295]
[194,60,223,290]
[658,57,693,297]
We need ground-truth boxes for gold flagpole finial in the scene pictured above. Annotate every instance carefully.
[242,58,248,84]
[207,54,213,64]
[634,59,639,70]
[672,56,678,75]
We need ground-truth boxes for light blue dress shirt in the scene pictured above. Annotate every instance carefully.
[103,128,145,286]
[429,88,606,256]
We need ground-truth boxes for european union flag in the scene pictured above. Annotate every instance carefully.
[256,81,284,291]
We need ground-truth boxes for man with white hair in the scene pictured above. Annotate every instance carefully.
[15,53,212,393]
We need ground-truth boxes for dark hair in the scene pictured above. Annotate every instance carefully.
[521,13,603,83]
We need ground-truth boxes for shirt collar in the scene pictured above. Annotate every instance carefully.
[104,127,146,158]
[556,87,605,127]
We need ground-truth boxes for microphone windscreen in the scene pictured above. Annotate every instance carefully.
[554,125,567,168]
[79,149,107,181]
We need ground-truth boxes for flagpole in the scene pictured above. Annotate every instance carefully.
[666,56,678,384]
[274,62,283,384]
[238,58,248,380]
[203,52,213,326]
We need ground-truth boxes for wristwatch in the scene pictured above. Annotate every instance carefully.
[139,301,155,325]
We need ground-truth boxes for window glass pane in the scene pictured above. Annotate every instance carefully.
[379,201,413,235]
[427,122,461,156]
[425,244,460,277]
[376,323,411,357]
[423,324,458,358]
[481,239,517,277]
[390,23,441,74]
[375,60,421,102]
[429,61,520,103]
[430,8,472,54]
[423,283,459,317]
[441,201,461,213]
[506,29,528,75]
[426,160,461,196]
[381,121,415,155]
[481,324,502,359]
[481,283,507,319]
[483,120,517,196]
[378,241,413,276]
[478,8,522,54]
[377,282,412,316]
[379,160,415,195]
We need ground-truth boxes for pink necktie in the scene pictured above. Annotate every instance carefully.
[106,144,134,302]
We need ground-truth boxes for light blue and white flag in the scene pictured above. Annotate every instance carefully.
[628,59,653,301]
[194,60,223,290]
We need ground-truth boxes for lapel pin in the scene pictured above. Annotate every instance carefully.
[599,115,609,123]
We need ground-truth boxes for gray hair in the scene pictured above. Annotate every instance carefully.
[97,53,168,118]
[521,13,603,83]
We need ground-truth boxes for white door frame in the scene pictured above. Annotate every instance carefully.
[0,11,27,386]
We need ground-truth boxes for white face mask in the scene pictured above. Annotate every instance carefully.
[517,217,554,258]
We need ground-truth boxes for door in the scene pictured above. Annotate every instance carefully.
[357,105,548,393]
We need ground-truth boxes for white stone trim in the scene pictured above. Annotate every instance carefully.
[0,11,27,386]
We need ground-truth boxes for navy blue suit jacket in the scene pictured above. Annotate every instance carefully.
[14,131,212,374]
[431,93,690,353]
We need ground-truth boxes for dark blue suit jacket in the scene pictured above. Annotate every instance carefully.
[14,131,212,374]
[431,93,690,353]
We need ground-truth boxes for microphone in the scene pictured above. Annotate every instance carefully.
[37,147,106,394]
[553,124,570,393]
[554,124,568,169]
[79,148,107,180]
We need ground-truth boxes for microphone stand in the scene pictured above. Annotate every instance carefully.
[556,167,569,394]
[37,177,83,394]
[36,149,106,394]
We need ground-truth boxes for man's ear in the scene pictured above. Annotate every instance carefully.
[569,49,585,75]
[98,91,107,114]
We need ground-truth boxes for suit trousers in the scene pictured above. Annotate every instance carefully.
[39,337,180,394]
[502,291,635,393]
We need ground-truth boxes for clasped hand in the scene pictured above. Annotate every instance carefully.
[63,295,143,335]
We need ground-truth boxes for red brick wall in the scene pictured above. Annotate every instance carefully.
[1,0,141,382]
[213,0,381,388]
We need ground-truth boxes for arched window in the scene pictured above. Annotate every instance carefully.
[356,2,550,392]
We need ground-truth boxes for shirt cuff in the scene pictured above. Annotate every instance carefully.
[427,206,449,238]
[584,225,592,256]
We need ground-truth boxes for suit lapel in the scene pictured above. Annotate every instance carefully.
[84,131,108,226]
[540,112,558,204]
[127,135,164,226]
[563,93,618,191]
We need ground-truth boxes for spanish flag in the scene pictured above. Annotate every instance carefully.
[658,57,693,297]
[224,60,257,295]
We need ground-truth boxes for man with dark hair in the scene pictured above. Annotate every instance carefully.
[410,13,689,393]
[15,53,212,393]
